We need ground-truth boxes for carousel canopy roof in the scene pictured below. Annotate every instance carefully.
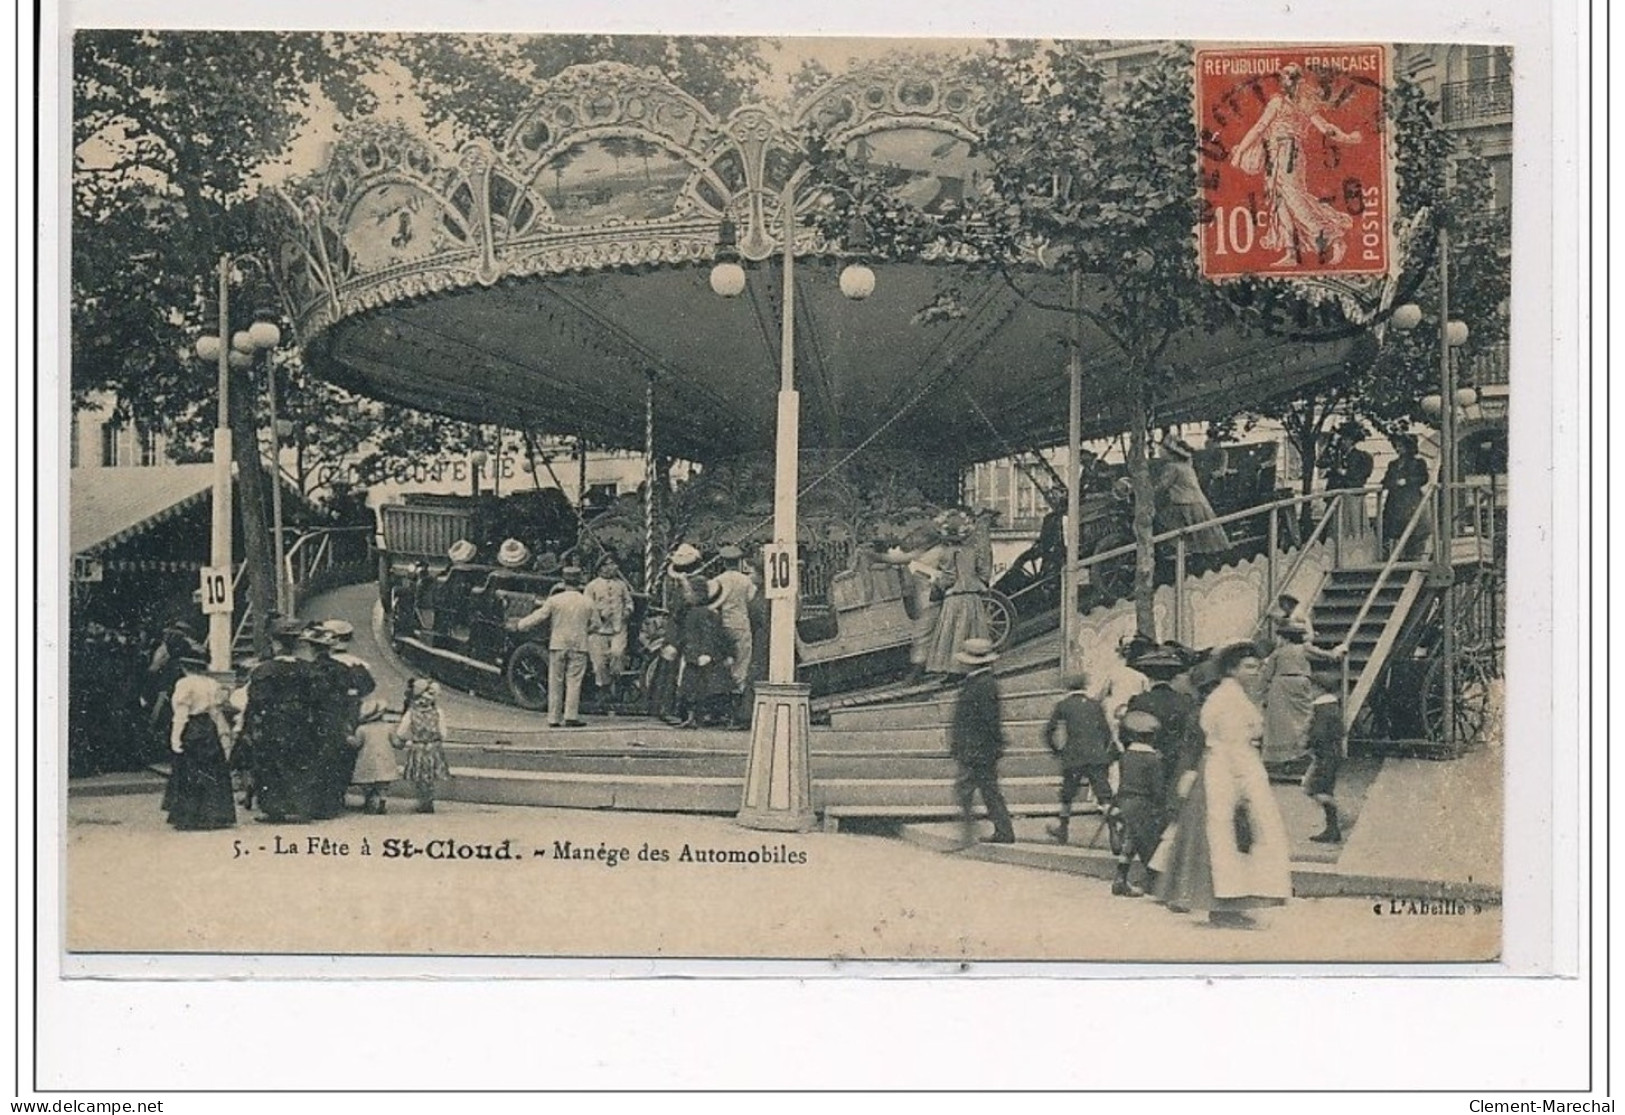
[274,61,1360,464]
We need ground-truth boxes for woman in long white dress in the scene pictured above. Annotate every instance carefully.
[1230,64,1365,268]
[1153,642,1292,926]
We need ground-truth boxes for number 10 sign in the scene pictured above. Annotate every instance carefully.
[199,565,233,615]
[761,544,795,600]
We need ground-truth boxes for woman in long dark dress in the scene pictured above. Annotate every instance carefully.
[677,577,734,727]
[244,618,318,822]
[161,655,237,831]
[1380,434,1432,558]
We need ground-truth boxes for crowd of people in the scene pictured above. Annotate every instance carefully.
[636,543,769,729]
[157,616,450,831]
[948,617,1348,928]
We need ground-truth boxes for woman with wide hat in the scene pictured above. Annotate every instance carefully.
[1152,641,1291,927]
[1380,433,1432,559]
[921,509,990,678]
[161,654,237,831]
[1154,437,1230,558]
[1259,621,1316,766]
[676,576,733,727]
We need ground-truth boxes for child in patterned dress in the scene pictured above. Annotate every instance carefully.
[393,677,449,814]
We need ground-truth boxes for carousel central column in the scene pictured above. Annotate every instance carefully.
[738,182,816,832]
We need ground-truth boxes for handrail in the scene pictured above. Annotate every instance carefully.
[1330,484,1439,659]
[1250,493,1343,641]
[1071,485,1382,576]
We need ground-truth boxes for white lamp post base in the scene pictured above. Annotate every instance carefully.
[736,681,816,832]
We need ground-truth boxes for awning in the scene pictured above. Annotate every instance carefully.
[70,464,218,557]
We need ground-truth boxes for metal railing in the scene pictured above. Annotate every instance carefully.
[1333,484,1439,703]
[1441,76,1513,125]
[286,525,375,610]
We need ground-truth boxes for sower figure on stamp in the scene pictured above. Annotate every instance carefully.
[948,638,1016,848]
[1042,671,1118,849]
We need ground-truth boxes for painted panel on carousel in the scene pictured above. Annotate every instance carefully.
[342,181,473,274]
[535,137,695,226]
[848,127,988,214]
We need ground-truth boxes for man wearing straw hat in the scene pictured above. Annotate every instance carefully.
[947,637,1016,847]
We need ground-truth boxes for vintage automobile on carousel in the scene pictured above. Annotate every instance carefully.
[379,488,652,711]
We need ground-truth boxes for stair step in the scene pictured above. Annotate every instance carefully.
[830,688,1068,730]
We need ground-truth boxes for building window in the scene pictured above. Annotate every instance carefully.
[138,426,160,467]
[1489,155,1512,210]
[99,421,123,468]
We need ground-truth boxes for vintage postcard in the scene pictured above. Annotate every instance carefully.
[60,28,1522,966]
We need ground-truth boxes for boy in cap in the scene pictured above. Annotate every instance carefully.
[1113,709,1167,896]
[585,556,635,712]
[1042,671,1116,847]
[948,638,1016,846]
[1302,689,1346,843]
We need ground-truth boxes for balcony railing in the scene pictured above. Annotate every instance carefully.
[1467,341,1511,388]
[1441,76,1513,125]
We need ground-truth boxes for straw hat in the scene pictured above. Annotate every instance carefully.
[318,619,355,643]
[717,544,743,562]
[447,539,478,564]
[1120,709,1161,738]
[271,616,308,639]
[496,538,532,569]
[954,637,999,667]
[668,543,702,573]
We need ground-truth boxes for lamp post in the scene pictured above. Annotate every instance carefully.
[470,449,488,498]
[712,182,874,832]
[192,256,281,671]
[1392,226,1471,751]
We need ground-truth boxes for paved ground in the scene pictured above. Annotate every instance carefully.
[66,791,1498,962]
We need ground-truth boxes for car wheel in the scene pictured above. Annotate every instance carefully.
[505,642,550,710]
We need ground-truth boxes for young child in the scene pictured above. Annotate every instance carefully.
[350,698,399,814]
[1302,690,1345,842]
[1043,672,1117,847]
[1113,709,1167,896]
[393,677,449,814]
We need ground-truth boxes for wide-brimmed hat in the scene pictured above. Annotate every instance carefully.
[299,624,336,647]
[496,538,532,569]
[448,539,478,564]
[1131,647,1188,680]
[717,543,743,562]
[318,619,355,642]
[954,637,999,667]
[271,616,307,639]
[668,543,702,573]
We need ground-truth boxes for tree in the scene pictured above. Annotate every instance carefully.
[73,30,385,653]
[72,32,770,650]
[805,44,1242,638]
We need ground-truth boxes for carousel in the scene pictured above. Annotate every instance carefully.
[266,60,1362,708]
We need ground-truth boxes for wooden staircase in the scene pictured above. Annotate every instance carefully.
[1308,566,1427,728]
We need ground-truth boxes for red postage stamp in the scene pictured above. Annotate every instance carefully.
[1195,44,1391,280]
